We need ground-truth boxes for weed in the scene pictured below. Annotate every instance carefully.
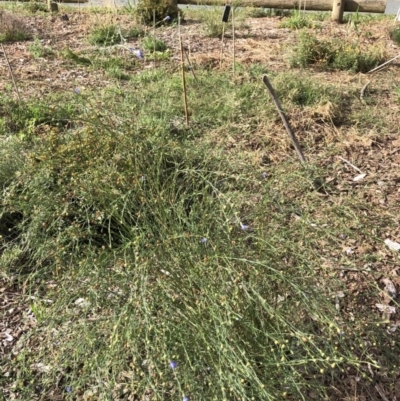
[395,87,400,102]
[279,10,316,29]
[0,85,368,399]
[246,7,273,18]
[389,26,400,44]
[198,7,246,38]
[0,10,31,43]
[134,0,180,25]
[126,25,145,39]
[89,24,122,46]
[273,72,339,107]
[100,57,132,80]
[290,31,385,73]
[141,35,168,52]
[29,37,54,59]
[24,2,48,14]
[61,47,92,65]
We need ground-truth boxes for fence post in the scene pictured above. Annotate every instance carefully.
[331,0,345,23]
[47,0,59,12]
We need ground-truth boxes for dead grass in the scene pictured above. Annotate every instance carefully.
[0,10,31,43]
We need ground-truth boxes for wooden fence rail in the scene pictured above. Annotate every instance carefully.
[172,0,386,14]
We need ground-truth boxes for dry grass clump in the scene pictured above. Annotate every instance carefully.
[0,10,31,43]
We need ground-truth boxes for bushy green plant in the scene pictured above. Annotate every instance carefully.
[29,37,54,59]
[141,35,168,52]
[290,31,385,73]
[135,0,180,25]
[279,10,316,29]
[89,24,122,46]
[389,26,400,44]
[1,71,392,401]
[0,10,31,43]
[24,2,48,14]
[126,25,145,39]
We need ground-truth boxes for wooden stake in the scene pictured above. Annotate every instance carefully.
[47,0,58,13]
[179,16,189,127]
[331,0,345,23]
[262,74,305,163]
[1,43,21,105]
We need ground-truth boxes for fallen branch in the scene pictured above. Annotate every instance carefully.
[367,54,400,74]
[262,74,306,164]
[332,267,372,272]
[338,156,363,174]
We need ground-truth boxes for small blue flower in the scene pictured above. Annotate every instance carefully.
[183,396,189,401]
[169,360,178,369]
[74,88,80,94]
[240,223,249,231]
[262,172,267,178]
[134,49,143,59]
[341,233,347,239]
[129,47,135,53]
[201,237,207,244]
[164,16,171,21]
[65,386,72,393]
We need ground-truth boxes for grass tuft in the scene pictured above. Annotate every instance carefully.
[290,31,385,73]
[88,24,122,46]
[279,10,317,29]
[0,10,31,43]
[141,35,168,52]
[389,26,400,44]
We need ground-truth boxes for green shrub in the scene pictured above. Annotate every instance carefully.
[1,71,390,401]
[135,0,180,25]
[0,10,31,43]
[290,31,385,73]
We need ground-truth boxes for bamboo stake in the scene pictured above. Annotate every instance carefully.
[1,43,21,105]
[262,74,305,163]
[232,6,235,77]
[219,23,226,69]
[179,16,189,127]
[153,10,156,69]
[184,48,198,81]
[220,4,231,69]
